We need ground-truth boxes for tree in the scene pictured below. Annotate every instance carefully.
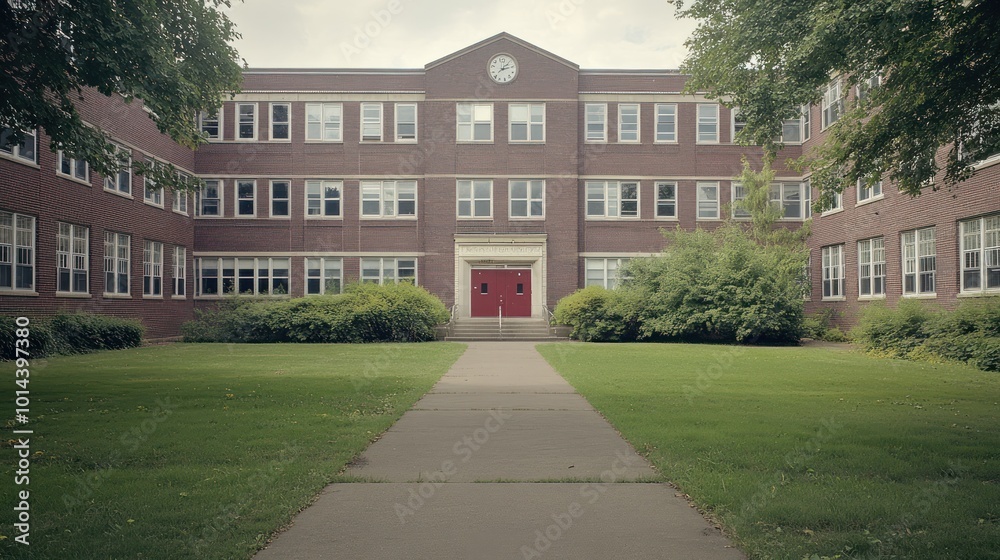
[672,0,1000,204]
[0,0,244,191]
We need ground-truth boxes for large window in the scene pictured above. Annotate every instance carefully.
[655,104,677,142]
[104,231,130,296]
[0,212,34,292]
[361,257,416,285]
[172,173,189,215]
[0,129,37,163]
[395,103,417,142]
[858,237,886,298]
[822,244,845,299]
[509,180,544,219]
[104,144,131,195]
[961,214,1000,293]
[585,103,607,142]
[57,151,89,182]
[143,240,163,297]
[770,182,807,220]
[143,158,163,207]
[857,178,883,203]
[270,102,290,141]
[57,223,88,294]
[780,115,803,144]
[731,107,747,140]
[361,180,416,218]
[196,180,222,217]
[585,258,630,289]
[305,180,342,218]
[196,257,290,296]
[618,103,639,143]
[697,104,719,143]
[361,102,383,142]
[902,227,936,295]
[305,257,342,295]
[731,183,751,219]
[509,103,545,142]
[236,179,256,217]
[236,103,257,141]
[457,103,493,142]
[821,79,843,129]
[586,181,638,219]
[802,105,812,141]
[173,246,186,297]
[457,180,493,219]
[697,181,720,219]
[306,103,343,141]
[270,180,290,218]
[198,109,221,140]
[656,181,677,218]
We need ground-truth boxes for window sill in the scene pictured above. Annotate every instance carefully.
[0,290,39,297]
[103,293,132,299]
[457,217,495,221]
[508,216,545,221]
[235,214,257,219]
[855,195,884,208]
[194,215,225,219]
[171,295,187,300]
[820,208,844,217]
[456,141,495,145]
[360,216,419,221]
[304,216,344,221]
[653,140,678,145]
[695,217,722,222]
[821,296,846,302]
[105,189,134,200]
[304,140,344,144]
[0,153,39,168]
[235,138,258,143]
[617,140,640,144]
[958,290,1000,298]
[395,138,418,143]
[142,295,164,300]
[57,173,92,187]
[56,292,92,299]
[509,141,546,145]
[902,293,937,299]
[144,201,165,209]
[858,295,886,301]
[654,216,679,221]
[584,140,608,144]
[267,139,292,143]
[267,215,291,220]
[172,210,189,217]
[585,217,641,221]
[695,140,721,145]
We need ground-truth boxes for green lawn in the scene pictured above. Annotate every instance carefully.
[537,343,1000,560]
[1,343,465,559]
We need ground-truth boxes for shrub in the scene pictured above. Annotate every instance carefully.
[48,313,145,353]
[802,309,850,342]
[553,286,640,342]
[852,299,936,356]
[1,318,54,360]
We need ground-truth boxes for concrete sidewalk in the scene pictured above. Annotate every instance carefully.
[255,342,745,559]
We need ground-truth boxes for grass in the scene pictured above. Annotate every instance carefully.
[537,343,1000,560]
[1,342,465,559]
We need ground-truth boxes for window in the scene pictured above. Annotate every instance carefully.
[902,227,936,295]
[822,189,844,214]
[655,104,677,142]
[858,237,886,298]
[361,180,417,218]
[173,246,186,297]
[305,257,342,295]
[0,212,35,292]
[236,180,256,217]
[821,79,843,129]
[236,103,257,141]
[361,102,383,142]
[856,73,882,102]
[960,215,1000,293]
[57,151,88,182]
[857,178,883,203]
[270,103,290,141]
[143,240,163,297]
[618,104,639,142]
[585,258,630,289]
[196,180,222,217]
[172,173,189,215]
[395,103,417,142]
[731,183,751,219]
[697,104,719,143]
[509,180,544,219]
[305,180,342,218]
[697,181,720,219]
[509,103,545,142]
[57,223,89,294]
[457,103,493,142]
[104,231,130,295]
[656,181,677,218]
[306,103,343,141]
[0,129,37,163]
[585,103,607,142]
[457,180,493,219]
[821,245,845,299]
[770,182,807,219]
[802,104,811,141]
[104,144,131,195]
[196,257,290,297]
[270,180,290,217]
[143,159,163,207]
[361,257,416,285]
[586,181,639,219]
[781,116,802,143]
[731,107,747,141]
[198,109,221,140]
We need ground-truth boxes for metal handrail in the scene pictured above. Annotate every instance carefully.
[498,305,503,337]
[542,304,555,326]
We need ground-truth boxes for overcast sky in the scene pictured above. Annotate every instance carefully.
[224,0,697,69]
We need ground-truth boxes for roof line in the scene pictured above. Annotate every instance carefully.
[424,32,579,71]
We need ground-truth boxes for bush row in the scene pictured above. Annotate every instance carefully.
[1,313,145,360]
[181,282,450,343]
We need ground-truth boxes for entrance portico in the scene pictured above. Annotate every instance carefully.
[454,235,547,319]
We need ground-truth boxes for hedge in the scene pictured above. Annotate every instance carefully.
[1,313,144,360]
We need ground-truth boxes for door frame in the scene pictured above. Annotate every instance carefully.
[455,234,547,319]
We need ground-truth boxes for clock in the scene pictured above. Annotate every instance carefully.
[488,54,517,84]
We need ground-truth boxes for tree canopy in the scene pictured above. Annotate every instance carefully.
[672,0,1000,203]
[0,0,244,190]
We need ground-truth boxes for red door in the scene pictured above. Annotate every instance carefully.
[471,269,532,317]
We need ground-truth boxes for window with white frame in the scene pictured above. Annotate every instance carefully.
[457,180,493,219]
[57,151,88,182]
[143,240,163,297]
[856,73,882,102]
[731,183,751,218]
[802,252,813,300]
[960,214,1000,293]
[618,103,639,142]
[858,237,886,297]
[197,179,222,217]
[361,180,416,218]
[902,227,936,295]
[0,211,34,292]
[585,103,607,142]
[236,103,257,140]
[361,257,416,285]
[361,102,383,142]
[457,103,493,142]
[57,222,89,294]
[173,246,186,297]
[143,159,163,207]
[770,182,807,220]
[270,180,290,217]
[395,103,417,142]
[104,231,130,295]
[586,181,639,219]
[822,189,843,214]
[656,181,677,218]
[0,128,37,163]
[731,107,747,141]
[821,244,845,299]
[655,104,677,142]
[697,181,720,219]
[821,79,843,129]
[509,180,544,219]
[305,257,342,294]
[195,257,290,297]
[306,103,343,141]
[305,180,341,218]
[802,105,811,141]
[509,103,545,142]
[585,258,631,289]
[270,102,290,141]
[104,144,131,195]
[236,180,256,217]
[697,104,720,143]
[857,178,883,203]
[198,109,221,140]
[781,115,802,143]
[172,173,189,214]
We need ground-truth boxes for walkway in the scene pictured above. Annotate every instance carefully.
[254,342,745,559]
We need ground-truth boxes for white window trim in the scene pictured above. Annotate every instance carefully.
[585,103,608,143]
[820,191,844,217]
[821,244,846,301]
[731,107,747,144]
[305,102,344,143]
[198,109,223,142]
[103,144,132,198]
[456,103,494,143]
[821,79,843,131]
[56,222,89,295]
[696,104,720,144]
[857,237,887,300]
[360,257,417,285]
[654,181,678,220]
[0,129,39,166]
[617,103,640,143]
[142,158,164,209]
[585,180,640,220]
[731,182,751,220]
[360,180,418,220]
[171,173,189,216]
[304,179,343,220]
[305,257,344,295]
[235,179,257,218]
[0,211,37,293]
[856,178,885,205]
[654,104,678,143]
[802,104,812,142]
[901,227,937,297]
[696,181,721,220]
[196,179,224,219]
[173,246,187,299]
[143,240,163,298]
[395,103,418,143]
[959,215,1000,295]
[104,231,130,297]
[361,102,383,142]
[770,182,808,221]
[269,179,291,220]
[269,102,291,143]
[56,151,90,185]
[508,179,545,220]
[194,256,291,298]
[235,102,258,142]
[584,257,632,289]
[508,103,546,143]
[456,180,494,220]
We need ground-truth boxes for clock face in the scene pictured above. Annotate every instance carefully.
[488,54,517,84]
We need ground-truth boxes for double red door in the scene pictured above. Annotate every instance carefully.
[471,269,532,317]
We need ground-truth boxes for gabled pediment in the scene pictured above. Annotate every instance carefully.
[425,32,578,71]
